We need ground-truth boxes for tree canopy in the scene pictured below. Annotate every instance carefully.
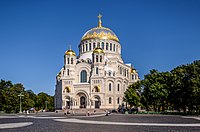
[124,60,200,114]
[0,80,54,113]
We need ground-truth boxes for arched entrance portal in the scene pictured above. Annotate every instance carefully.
[92,96,101,109]
[75,92,88,109]
[80,96,86,108]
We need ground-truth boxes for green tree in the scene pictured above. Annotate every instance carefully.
[0,80,13,111]
[171,60,200,113]
[36,92,54,111]
[141,70,170,112]
[2,83,24,113]
[124,81,141,108]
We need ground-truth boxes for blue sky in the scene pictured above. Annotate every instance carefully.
[0,0,200,95]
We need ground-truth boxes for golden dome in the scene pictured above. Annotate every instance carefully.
[81,14,119,42]
[131,68,136,74]
[93,47,104,53]
[65,49,76,56]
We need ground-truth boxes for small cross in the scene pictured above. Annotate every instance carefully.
[98,14,102,19]
[97,14,102,27]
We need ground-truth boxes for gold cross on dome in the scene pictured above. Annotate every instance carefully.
[98,14,102,19]
[97,14,102,27]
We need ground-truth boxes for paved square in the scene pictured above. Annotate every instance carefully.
[0,113,200,132]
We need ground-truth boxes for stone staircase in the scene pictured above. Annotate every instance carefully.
[72,109,106,114]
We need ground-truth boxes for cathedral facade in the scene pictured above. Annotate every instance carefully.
[54,15,139,110]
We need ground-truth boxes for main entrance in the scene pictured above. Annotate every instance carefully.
[76,92,88,109]
[80,96,86,108]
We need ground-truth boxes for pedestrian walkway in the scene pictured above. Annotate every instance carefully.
[0,122,33,129]
[54,118,200,126]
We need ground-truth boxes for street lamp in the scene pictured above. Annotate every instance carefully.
[18,93,24,113]
[45,101,48,111]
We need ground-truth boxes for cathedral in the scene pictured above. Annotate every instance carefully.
[54,15,139,110]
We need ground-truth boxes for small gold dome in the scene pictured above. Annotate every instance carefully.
[93,47,104,53]
[65,49,76,56]
[131,68,136,74]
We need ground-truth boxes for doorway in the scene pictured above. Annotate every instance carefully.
[95,101,100,108]
[80,96,86,108]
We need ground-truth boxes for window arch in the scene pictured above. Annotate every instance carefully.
[109,97,112,104]
[92,86,100,92]
[71,58,73,64]
[80,70,87,83]
[110,43,112,51]
[101,42,104,49]
[83,45,85,52]
[106,43,108,50]
[67,69,69,76]
[67,58,69,64]
[86,44,88,51]
[109,83,112,91]
[96,55,98,62]
[96,67,99,75]
[109,72,111,76]
[63,86,70,93]
[93,43,96,49]
[89,43,91,50]
[117,84,120,92]
[100,55,102,62]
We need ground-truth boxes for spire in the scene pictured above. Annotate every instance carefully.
[97,14,102,28]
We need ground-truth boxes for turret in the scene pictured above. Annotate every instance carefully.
[64,49,76,77]
[92,47,105,76]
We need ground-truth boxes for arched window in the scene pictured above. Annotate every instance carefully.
[109,97,112,104]
[80,70,87,83]
[67,69,69,76]
[96,67,99,75]
[100,56,102,62]
[71,58,73,64]
[113,44,115,52]
[96,55,98,62]
[63,87,70,93]
[83,45,85,52]
[97,42,100,47]
[132,75,134,80]
[86,44,88,51]
[92,86,99,92]
[109,83,112,91]
[101,42,104,49]
[67,58,69,64]
[106,43,108,50]
[110,43,112,51]
[117,97,120,104]
[117,84,120,91]
[89,43,91,50]
[109,72,111,76]
[93,43,96,49]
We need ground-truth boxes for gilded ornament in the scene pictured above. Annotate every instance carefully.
[65,49,76,56]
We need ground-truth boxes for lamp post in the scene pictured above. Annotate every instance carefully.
[45,101,48,111]
[18,93,24,113]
